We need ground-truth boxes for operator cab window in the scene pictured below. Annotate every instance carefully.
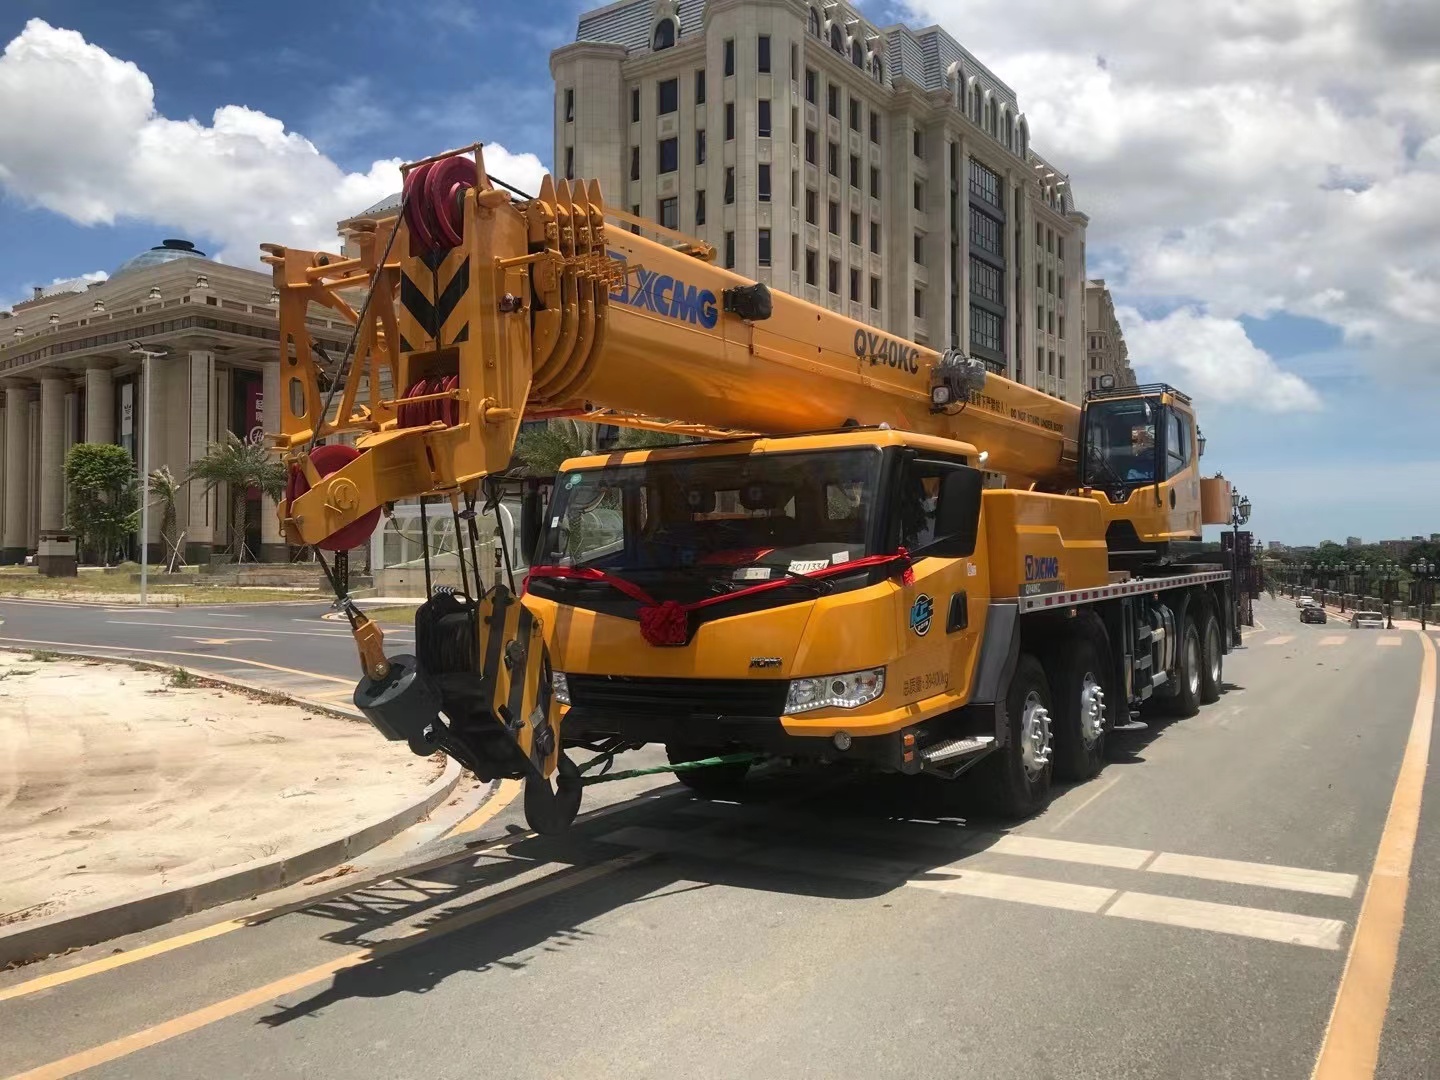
[889,456,982,558]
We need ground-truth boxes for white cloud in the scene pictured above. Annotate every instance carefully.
[901,0,1440,391]
[1117,306,1323,413]
[0,20,547,265]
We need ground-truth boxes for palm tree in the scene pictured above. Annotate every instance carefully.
[148,465,183,571]
[188,432,286,562]
[513,419,691,475]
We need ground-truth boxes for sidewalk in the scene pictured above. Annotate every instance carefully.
[0,650,455,961]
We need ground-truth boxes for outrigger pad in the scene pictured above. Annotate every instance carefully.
[354,653,444,756]
[523,753,583,835]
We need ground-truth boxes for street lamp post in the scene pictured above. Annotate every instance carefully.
[1413,561,1436,633]
[1378,562,1400,629]
[127,341,165,606]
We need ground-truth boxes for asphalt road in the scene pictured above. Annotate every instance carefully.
[0,596,1436,1079]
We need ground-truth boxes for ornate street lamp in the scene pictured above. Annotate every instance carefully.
[1413,561,1436,633]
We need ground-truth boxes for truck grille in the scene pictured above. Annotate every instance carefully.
[565,675,789,718]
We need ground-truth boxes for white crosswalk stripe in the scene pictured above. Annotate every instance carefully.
[1263,635,1294,646]
[1378,635,1403,646]
[1320,635,1347,646]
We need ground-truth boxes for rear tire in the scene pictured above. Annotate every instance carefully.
[1045,634,1108,782]
[1199,609,1223,705]
[1173,615,1202,718]
[666,744,751,798]
[974,654,1054,818]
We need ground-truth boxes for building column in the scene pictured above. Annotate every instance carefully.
[1,385,30,562]
[39,376,67,533]
[185,350,215,563]
[958,136,971,357]
[27,395,41,551]
[1004,170,1019,380]
[85,362,115,444]
[258,360,287,563]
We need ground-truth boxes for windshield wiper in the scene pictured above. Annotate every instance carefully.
[1086,443,1129,490]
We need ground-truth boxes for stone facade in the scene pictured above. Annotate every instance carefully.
[1083,279,1136,394]
[552,0,1089,401]
[0,241,353,564]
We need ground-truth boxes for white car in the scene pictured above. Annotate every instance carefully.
[1350,611,1385,629]
[1296,594,1313,608]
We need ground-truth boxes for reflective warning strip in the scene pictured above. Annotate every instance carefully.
[1011,570,1232,614]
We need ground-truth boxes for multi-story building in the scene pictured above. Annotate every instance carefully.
[1346,536,1363,549]
[551,0,1089,401]
[1084,278,1135,394]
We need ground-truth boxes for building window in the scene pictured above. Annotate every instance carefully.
[658,137,678,173]
[870,166,880,197]
[696,189,706,226]
[851,39,863,67]
[913,180,923,210]
[872,55,883,82]
[758,227,772,266]
[970,256,1002,303]
[725,103,735,140]
[658,78,678,115]
[1048,350,1056,374]
[913,128,924,157]
[830,23,844,53]
[1047,269,1054,294]
[631,87,640,123]
[790,43,798,80]
[724,230,735,268]
[1036,346,1044,374]
[1048,310,1054,335]
[630,146,640,181]
[725,166,735,204]
[758,164,771,202]
[870,275,881,309]
[1057,236,1065,260]
[653,19,676,50]
[828,258,840,294]
[1047,228,1054,254]
[758,99,771,138]
[564,88,574,123]
[913,232,924,265]
[869,110,879,143]
[968,157,1002,209]
[849,153,860,189]
[810,7,821,35]
[758,34,771,73]
[805,188,818,224]
[658,196,678,230]
[630,204,640,234]
[914,288,924,317]
[724,38,735,77]
[696,129,706,165]
[805,68,817,104]
[828,199,839,234]
[827,141,839,177]
[791,233,798,267]
[850,267,861,301]
[870,220,880,253]
[849,211,860,245]
[695,69,706,104]
[827,83,839,118]
[969,207,1002,257]
[1036,304,1043,330]
[971,305,1003,354]
[564,146,574,179]
[849,99,861,131]
[805,248,818,285]
[1058,315,1065,337]
[791,105,799,142]
[1059,354,1066,379]
[1058,275,1065,299]
[805,128,816,164]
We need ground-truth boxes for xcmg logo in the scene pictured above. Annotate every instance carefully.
[1024,555,1060,582]
[608,252,719,329]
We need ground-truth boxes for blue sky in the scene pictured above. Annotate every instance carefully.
[2,0,1436,545]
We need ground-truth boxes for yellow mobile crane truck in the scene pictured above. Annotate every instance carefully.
[264,146,1238,832]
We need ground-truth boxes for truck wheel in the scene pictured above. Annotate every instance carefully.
[1199,610,1223,705]
[666,744,750,798]
[1045,635,1108,782]
[975,654,1054,818]
[1173,615,1203,718]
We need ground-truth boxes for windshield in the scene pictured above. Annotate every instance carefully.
[537,448,882,582]
[1083,397,1160,487]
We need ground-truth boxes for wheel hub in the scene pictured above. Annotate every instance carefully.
[1020,690,1052,777]
[1079,674,1105,746]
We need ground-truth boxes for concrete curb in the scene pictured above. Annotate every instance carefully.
[0,651,462,968]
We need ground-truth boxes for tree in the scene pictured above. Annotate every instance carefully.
[187,432,286,561]
[513,420,691,476]
[148,465,183,571]
[64,443,140,565]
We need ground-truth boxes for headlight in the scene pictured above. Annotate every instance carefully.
[785,667,885,714]
[552,670,570,706]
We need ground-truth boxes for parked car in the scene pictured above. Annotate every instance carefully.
[1296,594,1313,607]
[1301,604,1327,624]
[1351,610,1385,629]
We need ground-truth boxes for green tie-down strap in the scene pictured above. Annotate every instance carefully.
[577,751,763,786]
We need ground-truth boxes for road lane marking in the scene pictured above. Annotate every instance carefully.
[1043,772,1123,831]
[5,854,649,1080]
[1264,635,1295,646]
[1311,630,1435,1079]
[0,637,352,685]
[206,613,250,619]
[1377,636,1402,647]
[1146,852,1358,898]
[1106,892,1345,949]
[106,619,365,640]
[443,779,523,839]
[177,637,272,646]
[910,869,1115,913]
[1320,636,1347,647]
[983,834,1150,870]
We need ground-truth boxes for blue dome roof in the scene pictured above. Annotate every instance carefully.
[114,239,207,276]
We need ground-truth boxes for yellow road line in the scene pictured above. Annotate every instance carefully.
[0,636,352,685]
[7,853,648,1080]
[443,779,523,839]
[1311,630,1436,1079]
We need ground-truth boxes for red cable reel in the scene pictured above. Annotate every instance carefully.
[284,444,383,552]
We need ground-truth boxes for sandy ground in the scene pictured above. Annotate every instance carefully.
[0,651,442,927]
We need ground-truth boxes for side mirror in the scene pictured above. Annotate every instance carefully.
[934,467,984,557]
[519,479,547,564]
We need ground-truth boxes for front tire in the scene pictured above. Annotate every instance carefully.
[1199,609,1223,705]
[1045,634,1109,782]
[974,654,1054,818]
